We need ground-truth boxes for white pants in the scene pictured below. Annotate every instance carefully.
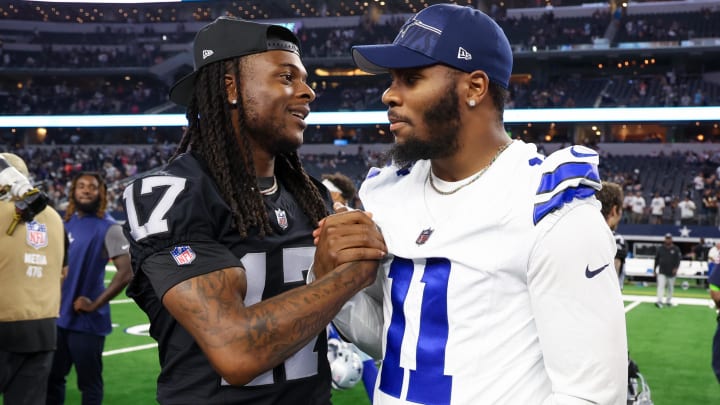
[656,273,675,304]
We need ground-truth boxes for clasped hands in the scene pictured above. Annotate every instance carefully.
[312,202,386,288]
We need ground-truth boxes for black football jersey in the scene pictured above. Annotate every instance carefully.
[122,152,332,405]
[614,233,628,262]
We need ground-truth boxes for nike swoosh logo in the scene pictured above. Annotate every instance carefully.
[570,146,597,158]
[585,263,610,278]
[121,244,129,250]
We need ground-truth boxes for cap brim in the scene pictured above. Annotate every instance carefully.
[169,71,198,107]
[352,44,437,74]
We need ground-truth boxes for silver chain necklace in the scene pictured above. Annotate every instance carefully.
[427,141,512,195]
[259,176,278,195]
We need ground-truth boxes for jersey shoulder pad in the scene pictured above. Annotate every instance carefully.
[533,145,601,225]
[361,161,418,193]
[364,160,414,181]
[358,160,429,200]
[123,153,223,244]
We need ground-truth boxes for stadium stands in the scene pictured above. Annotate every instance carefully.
[1,0,719,241]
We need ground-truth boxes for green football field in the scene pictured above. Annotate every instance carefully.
[6,279,720,404]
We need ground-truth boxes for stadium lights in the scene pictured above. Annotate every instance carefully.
[2,107,720,128]
[503,106,720,123]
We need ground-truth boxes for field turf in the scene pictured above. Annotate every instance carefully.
[6,279,718,405]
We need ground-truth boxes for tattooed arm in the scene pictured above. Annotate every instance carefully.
[162,210,386,386]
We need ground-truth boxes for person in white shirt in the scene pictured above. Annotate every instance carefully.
[693,173,705,192]
[708,242,720,277]
[630,190,647,224]
[678,195,697,225]
[650,191,666,224]
[312,5,627,404]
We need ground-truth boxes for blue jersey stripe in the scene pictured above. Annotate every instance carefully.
[533,186,596,224]
[536,162,600,195]
[528,157,543,166]
[396,163,412,177]
[366,167,382,179]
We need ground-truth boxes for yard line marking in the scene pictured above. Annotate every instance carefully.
[110,299,135,304]
[622,294,713,307]
[624,301,642,313]
[103,343,157,357]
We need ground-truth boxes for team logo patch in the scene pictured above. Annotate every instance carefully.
[26,221,48,249]
[202,49,214,59]
[415,228,434,245]
[275,208,288,230]
[170,245,196,266]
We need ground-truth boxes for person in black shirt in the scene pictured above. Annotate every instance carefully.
[692,237,708,262]
[122,17,386,404]
[654,234,682,308]
[691,237,709,287]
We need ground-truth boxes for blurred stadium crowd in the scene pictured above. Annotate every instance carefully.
[1,0,720,226]
[3,1,719,116]
[4,143,718,228]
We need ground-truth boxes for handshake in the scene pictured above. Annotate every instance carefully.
[1,155,49,235]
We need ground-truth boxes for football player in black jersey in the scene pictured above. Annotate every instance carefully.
[121,17,386,404]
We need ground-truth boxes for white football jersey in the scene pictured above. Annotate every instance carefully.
[348,141,627,405]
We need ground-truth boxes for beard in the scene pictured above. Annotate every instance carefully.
[241,98,301,157]
[75,198,100,215]
[387,83,461,167]
[248,121,300,156]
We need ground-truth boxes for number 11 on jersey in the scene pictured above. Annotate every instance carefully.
[379,257,452,405]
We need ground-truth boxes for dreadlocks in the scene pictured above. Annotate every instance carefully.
[173,57,328,238]
[63,172,108,222]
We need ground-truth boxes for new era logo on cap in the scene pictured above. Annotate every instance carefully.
[202,49,214,59]
[351,4,513,88]
[457,47,472,61]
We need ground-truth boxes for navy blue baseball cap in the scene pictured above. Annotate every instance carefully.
[352,4,513,88]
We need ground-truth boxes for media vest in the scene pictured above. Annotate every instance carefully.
[0,201,65,352]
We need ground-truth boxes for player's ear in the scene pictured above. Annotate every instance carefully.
[224,74,238,106]
[465,70,489,107]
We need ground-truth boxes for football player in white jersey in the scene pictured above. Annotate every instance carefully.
[312,4,627,404]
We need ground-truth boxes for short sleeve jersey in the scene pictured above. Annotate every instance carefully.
[358,142,627,405]
[122,152,331,405]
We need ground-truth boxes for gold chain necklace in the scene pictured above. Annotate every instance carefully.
[427,141,512,195]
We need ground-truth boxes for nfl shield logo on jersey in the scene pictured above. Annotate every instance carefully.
[170,245,196,266]
[25,221,48,249]
[275,208,288,230]
[415,228,434,245]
